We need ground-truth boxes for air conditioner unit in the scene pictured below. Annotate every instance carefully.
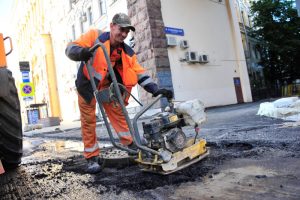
[185,51,198,63]
[199,54,209,63]
[166,36,177,47]
[180,40,189,49]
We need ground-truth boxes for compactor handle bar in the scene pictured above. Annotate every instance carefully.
[86,43,137,154]
[89,43,102,53]
[87,43,172,161]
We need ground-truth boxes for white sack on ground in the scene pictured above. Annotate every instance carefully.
[175,99,206,126]
[257,97,300,121]
[273,97,299,108]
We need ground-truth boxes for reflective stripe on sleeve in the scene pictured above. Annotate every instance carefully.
[137,73,147,80]
[66,43,80,56]
[84,142,99,153]
[139,76,154,87]
[95,38,100,44]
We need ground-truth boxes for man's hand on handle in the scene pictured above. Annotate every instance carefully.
[153,88,173,99]
[80,48,93,62]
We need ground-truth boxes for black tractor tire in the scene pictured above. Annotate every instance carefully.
[0,68,23,170]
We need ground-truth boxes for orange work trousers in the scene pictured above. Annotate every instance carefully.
[78,94,133,159]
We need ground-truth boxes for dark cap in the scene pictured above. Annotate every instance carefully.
[112,13,135,32]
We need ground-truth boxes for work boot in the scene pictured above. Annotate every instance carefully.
[86,156,101,174]
[127,142,138,156]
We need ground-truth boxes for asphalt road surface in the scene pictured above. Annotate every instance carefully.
[1,101,300,200]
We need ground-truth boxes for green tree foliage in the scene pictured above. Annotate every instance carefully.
[250,0,300,91]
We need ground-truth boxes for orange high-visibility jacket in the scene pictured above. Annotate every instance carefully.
[65,29,158,103]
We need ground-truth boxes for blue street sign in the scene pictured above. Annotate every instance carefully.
[22,71,30,83]
[23,85,32,94]
[234,78,241,86]
[23,96,33,101]
[165,27,184,36]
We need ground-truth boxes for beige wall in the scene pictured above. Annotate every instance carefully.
[161,0,252,107]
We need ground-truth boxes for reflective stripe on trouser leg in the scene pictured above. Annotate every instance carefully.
[103,101,133,146]
[84,142,99,153]
[78,94,100,159]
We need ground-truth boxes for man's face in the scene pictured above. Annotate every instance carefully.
[110,23,130,45]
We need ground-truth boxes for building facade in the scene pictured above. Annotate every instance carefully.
[12,0,253,122]
[235,0,265,100]
[129,0,252,107]
[11,0,62,123]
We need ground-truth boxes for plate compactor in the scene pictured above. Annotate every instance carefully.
[86,43,209,175]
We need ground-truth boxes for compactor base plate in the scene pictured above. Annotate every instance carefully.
[136,139,209,175]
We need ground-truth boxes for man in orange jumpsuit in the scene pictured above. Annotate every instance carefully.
[66,13,173,173]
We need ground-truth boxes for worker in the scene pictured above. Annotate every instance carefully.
[65,13,173,174]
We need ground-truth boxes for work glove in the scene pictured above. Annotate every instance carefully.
[80,48,93,62]
[153,88,173,99]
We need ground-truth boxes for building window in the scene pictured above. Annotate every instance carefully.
[99,0,107,16]
[88,7,93,25]
[80,12,88,33]
[71,25,76,40]
[254,46,261,60]
[80,20,84,34]
[70,0,78,5]
[110,0,117,6]
[68,0,73,11]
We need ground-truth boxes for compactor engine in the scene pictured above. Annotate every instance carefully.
[143,112,187,153]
